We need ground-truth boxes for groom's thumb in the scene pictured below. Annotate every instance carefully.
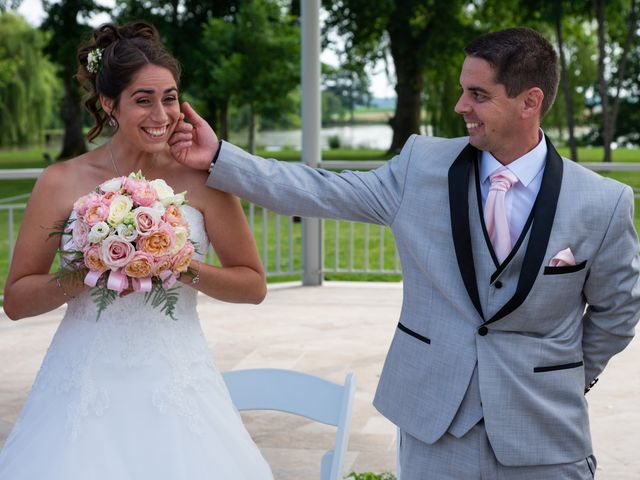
[181,101,205,127]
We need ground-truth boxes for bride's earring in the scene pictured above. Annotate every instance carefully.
[108,114,116,127]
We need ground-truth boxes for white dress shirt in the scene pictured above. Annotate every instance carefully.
[479,132,547,247]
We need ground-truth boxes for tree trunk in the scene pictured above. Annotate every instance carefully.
[57,76,86,160]
[388,51,424,154]
[554,11,578,162]
[609,0,638,153]
[219,100,229,142]
[248,104,256,154]
[595,0,612,162]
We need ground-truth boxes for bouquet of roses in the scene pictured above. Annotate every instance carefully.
[57,172,195,320]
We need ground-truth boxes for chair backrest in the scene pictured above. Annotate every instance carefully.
[223,368,356,480]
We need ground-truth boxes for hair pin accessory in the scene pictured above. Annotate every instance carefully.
[86,48,104,74]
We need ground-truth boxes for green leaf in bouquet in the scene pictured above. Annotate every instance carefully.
[144,283,181,321]
[91,286,118,321]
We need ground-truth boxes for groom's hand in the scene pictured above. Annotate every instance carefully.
[169,101,219,171]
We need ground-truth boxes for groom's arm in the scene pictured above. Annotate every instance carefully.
[581,186,640,391]
[205,136,418,226]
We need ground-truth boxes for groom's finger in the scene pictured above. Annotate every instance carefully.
[168,132,192,146]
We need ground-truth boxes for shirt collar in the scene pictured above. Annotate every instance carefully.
[480,130,547,188]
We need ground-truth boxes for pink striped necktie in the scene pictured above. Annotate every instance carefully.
[484,167,519,263]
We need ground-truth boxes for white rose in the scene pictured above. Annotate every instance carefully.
[151,200,165,212]
[100,177,123,193]
[149,179,174,201]
[161,192,186,207]
[108,195,133,226]
[171,226,189,253]
[116,223,138,242]
[88,221,111,243]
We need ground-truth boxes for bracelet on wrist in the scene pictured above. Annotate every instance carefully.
[189,262,201,285]
[55,277,76,299]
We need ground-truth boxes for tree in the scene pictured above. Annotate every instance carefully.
[594,0,638,162]
[0,12,59,147]
[41,0,103,159]
[323,0,468,153]
[322,62,371,124]
[202,0,299,153]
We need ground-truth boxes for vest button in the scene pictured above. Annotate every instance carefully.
[478,326,488,336]
[494,280,503,289]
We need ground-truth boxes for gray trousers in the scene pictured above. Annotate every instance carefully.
[399,422,597,480]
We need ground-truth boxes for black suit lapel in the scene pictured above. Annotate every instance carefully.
[482,137,564,326]
[449,144,484,320]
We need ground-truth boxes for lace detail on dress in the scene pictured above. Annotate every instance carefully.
[27,205,216,441]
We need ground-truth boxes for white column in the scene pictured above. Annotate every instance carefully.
[301,0,322,286]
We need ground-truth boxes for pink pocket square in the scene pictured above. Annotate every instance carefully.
[549,248,576,267]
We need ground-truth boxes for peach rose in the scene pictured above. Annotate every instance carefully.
[171,242,195,274]
[83,200,110,226]
[124,251,154,278]
[163,205,185,227]
[152,255,172,276]
[137,224,175,257]
[83,244,106,271]
[73,192,100,217]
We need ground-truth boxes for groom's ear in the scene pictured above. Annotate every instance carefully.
[521,87,544,120]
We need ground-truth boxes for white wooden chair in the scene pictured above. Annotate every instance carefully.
[222,368,356,480]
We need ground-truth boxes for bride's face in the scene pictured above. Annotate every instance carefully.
[109,64,181,153]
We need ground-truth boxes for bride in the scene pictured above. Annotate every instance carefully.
[0,21,273,479]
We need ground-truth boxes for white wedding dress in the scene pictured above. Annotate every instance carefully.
[0,206,273,480]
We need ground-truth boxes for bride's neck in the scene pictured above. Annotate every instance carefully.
[107,135,163,177]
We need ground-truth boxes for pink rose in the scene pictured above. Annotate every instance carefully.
[131,184,158,207]
[73,192,100,217]
[83,200,110,226]
[72,218,90,249]
[123,176,146,195]
[101,235,135,269]
[171,242,195,274]
[133,207,162,236]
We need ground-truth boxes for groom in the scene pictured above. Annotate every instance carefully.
[171,28,640,478]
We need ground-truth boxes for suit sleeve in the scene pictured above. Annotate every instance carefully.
[205,135,418,226]
[582,185,640,389]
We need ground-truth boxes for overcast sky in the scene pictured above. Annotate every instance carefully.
[16,0,396,98]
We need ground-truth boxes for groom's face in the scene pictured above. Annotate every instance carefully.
[455,56,526,164]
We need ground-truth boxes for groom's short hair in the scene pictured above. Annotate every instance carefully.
[464,27,559,117]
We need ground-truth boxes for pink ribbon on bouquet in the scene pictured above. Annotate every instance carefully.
[159,270,178,289]
[131,277,153,292]
[107,269,129,292]
[84,269,107,287]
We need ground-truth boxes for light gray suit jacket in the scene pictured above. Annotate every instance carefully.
[207,134,640,466]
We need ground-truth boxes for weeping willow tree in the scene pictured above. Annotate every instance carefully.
[0,12,59,147]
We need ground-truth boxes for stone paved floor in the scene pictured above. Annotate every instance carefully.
[1,282,639,478]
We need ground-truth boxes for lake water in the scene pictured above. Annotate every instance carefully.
[228,124,422,151]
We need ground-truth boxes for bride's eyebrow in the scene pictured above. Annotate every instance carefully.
[130,87,178,97]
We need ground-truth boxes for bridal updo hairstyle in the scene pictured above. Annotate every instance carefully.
[77,21,181,142]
